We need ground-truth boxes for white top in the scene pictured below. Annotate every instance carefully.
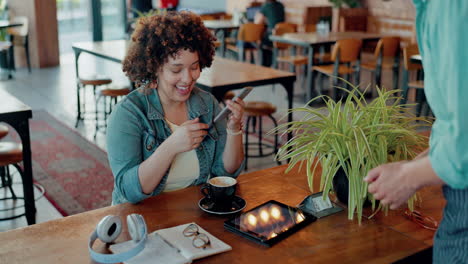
[163,120,200,192]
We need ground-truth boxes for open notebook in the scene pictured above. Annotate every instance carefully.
[110,223,232,264]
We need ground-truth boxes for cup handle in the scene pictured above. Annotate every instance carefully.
[200,184,211,199]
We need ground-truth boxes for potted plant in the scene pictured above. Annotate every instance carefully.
[271,82,430,223]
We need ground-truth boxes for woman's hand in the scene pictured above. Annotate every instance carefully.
[225,97,245,131]
[364,161,417,210]
[167,118,208,153]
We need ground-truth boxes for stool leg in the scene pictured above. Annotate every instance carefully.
[5,165,17,200]
[258,116,263,156]
[251,116,257,134]
[269,114,281,165]
[75,83,82,127]
[95,91,100,138]
[0,166,7,187]
[244,116,252,171]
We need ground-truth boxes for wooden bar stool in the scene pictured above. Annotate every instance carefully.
[94,86,130,137]
[75,75,112,127]
[0,124,9,140]
[311,38,362,101]
[0,142,25,221]
[401,44,427,117]
[244,101,281,171]
[361,36,401,92]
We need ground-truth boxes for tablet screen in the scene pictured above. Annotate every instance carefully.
[225,200,315,241]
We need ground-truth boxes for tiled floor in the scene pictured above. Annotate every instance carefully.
[0,50,413,232]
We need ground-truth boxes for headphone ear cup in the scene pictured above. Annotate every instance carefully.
[96,215,122,243]
[127,214,147,242]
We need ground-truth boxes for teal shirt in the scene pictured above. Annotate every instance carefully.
[414,0,468,188]
[106,87,245,204]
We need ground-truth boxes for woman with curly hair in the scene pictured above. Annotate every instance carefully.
[107,11,246,205]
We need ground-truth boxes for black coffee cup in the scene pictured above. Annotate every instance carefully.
[201,176,237,210]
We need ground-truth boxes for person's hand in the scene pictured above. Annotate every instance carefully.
[364,161,418,210]
[225,97,245,132]
[167,118,208,153]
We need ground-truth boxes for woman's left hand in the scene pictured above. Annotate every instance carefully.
[225,97,245,131]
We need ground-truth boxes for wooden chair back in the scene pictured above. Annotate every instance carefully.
[403,43,423,71]
[302,24,316,33]
[374,36,401,59]
[272,23,297,49]
[331,39,362,63]
[7,16,28,38]
[237,23,264,43]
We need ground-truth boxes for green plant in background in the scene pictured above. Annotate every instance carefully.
[329,0,362,8]
[270,81,430,224]
[0,0,7,41]
[133,8,166,20]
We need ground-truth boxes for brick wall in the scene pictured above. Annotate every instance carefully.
[365,0,416,44]
[226,0,417,42]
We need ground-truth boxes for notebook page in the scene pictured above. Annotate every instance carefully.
[156,223,232,261]
[109,232,189,264]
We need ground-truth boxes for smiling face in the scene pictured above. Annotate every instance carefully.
[157,49,201,105]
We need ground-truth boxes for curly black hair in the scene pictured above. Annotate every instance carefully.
[122,11,216,87]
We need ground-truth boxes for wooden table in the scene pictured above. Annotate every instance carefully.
[0,89,35,225]
[0,20,22,30]
[72,41,296,141]
[0,160,443,263]
[270,32,384,101]
[203,20,239,57]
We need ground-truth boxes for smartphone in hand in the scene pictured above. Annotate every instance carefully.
[212,87,253,125]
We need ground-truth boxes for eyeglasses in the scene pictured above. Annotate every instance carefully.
[404,209,439,231]
[183,224,211,249]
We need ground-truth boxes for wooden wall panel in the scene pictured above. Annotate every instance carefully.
[8,0,60,68]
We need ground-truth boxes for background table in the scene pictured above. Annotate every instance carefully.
[203,20,239,57]
[270,32,384,101]
[0,156,443,263]
[0,89,35,225]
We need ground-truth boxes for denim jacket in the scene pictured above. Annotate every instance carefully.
[106,87,245,204]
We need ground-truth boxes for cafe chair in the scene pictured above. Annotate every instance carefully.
[94,85,131,137]
[226,23,264,64]
[272,23,331,86]
[272,22,304,70]
[311,38,362,101]
[361,36,401,93]
[401,43,428,117]
[243,101,281,171]
[0,41,13,79]
[7,16,31,73]
[75,75,112,127]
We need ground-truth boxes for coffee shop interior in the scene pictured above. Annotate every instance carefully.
[0,0,444,263]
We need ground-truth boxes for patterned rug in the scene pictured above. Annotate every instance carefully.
[24,111,113,216]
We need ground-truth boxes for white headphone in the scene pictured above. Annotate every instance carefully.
[88,214,147,264]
